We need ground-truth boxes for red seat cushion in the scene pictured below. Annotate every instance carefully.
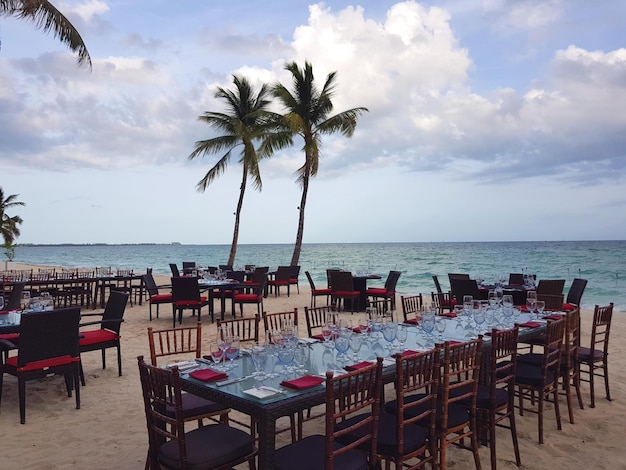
[334,290,360,296]
[80,329,119,346]
[234,293,262,302]
[0,333,19,343]
[174,297,207,308]
[313,288,332,295]
[6,354,78,372]
[562,303,577,311]
[150,294,172,302]
[269,280,290,286]
[366,288,393,296]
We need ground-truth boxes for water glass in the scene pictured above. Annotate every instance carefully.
[209,341,224,370]
[250,343,268,379]
[435,317,446,342]
[396,324,408,351]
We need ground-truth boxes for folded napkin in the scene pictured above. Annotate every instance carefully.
[344,361,373,371]
[311,333,325,341]
[519,321,541,328]
[518,306,529,312]
[280,375,324,390]
[402,349,420,356]
[448,340,463,345]
[439,312,457,318]
[543,314,563,321]
[189,369,228,382]
[405,316,422,325]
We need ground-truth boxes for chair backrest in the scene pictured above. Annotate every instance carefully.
[289,265,300,280]
[249,268,268,284]
[439,338,483,431]
[262,309,298,339]
[566,278,588,306]
[449,278,480,303]
[147,322,202,366]
[169,263,181,278]
[182,261,196,275]
[171,277,200,302]
[137,355,187,468]
[401,294,424,321]
[142,273,159,297]
[6,281,25,310]
[367,298,394,319]
[536,279,565,295]
[393,348,439,460]
[448,273,470,281]
[100,290,129,335]
[325,358,383,468]
[304,305,335,337]
[274,266,292,282]
[537,293,564,311]
[487,326,519,404]
[217,315,260,345]
[383,270,401,292]
[432,275,443,294]
[508,273,524,285]
[18,307,81,367]
[589,303,613,356]
[329,270,354,292]
[305,271,317,290]
[219,264,233,271]
[326,269,341,289]
[541,317,566,382]
[562,309,580,370]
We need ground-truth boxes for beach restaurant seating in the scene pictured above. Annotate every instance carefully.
[563,278,588,311]
[147,323,231,429]
[305,271,331,308]
[78,290,129,386]
[143,273,172,321]
[267,266,292,297]
[432,275,455,313]
[449,278,481,306]
[401,293,424,324]
[171,277,209,327]
[578,303,613,408]
[274,358,383,470]
[232,274,266,317]
[289,265,301,294]
[0,307,82,424]
[329,270,360,314]
[304,305,335,339]
[366,270,401,311]
[137,356,257,470]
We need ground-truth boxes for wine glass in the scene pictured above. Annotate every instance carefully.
[334,334,350,364]
[349,335,362,361]
[473,305,486,335]
[217,333,232,369]
[435,317,447,342]
[276,342,295,374]
[488,290,497,308]
[535,300,545,320]
[382,321,397,354]
[322,322,334,347]
[250,342,268,379]
[526,297,537,319]
[396,324,408,351]
[224,336,240,370]
[21,291,31,310]
[209,341,224,370]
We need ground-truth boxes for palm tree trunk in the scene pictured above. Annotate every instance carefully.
[228,169,247,266]
[290,172,309,266]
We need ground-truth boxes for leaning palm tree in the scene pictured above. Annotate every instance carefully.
[0,0,91,68]
[188,75,289,266]
[0,187,25,246]
[270,61,368,265]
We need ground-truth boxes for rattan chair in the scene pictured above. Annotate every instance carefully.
[366,270,401,310]
[578,303,613,408]
[143,273,172,321]
[289,265,301,294]
[137,356,256,470]
[563,278,587,311]
[232,274,266,317]
[329,270,360,313]
[536,279,565,296]
[449,278,480,305]
[171,277,209,327]
[305,271,331,308]
[267,266,292,297]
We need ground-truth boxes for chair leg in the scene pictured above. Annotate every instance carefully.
[19,377,26,424]
[589,362,596,408]
[117,344,122,377]
[603,360,612,401]
[101,348,107,370]
[510,408,521,466]
[79,361,86,386]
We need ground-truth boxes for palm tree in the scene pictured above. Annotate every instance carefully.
[270,61,368,265]
[0,0,91,68]
[0,187,25,246]
[188,75,289,266]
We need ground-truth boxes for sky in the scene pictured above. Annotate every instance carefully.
[1,0,625,245]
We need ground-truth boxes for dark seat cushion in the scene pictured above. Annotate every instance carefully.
[577,346,604,362]
[473,383,510,409]
[165,392,228,420]
[159,423,254,470]
[275,434,368,470]
[515,362,556,387]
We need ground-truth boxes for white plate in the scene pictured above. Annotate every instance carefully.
[242,386,284,399]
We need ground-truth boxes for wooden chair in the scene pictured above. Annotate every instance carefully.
[78,290,129,385]
[401,294,424,323]
[267,266,292,297]
[262,309,299,342]
[560,308,584,423]
[216,315,260,346]
[143,273,172,321]
[147,322,231,428]
[476,327,521,469]
[305,271,331,307]
[137,356,257,470]
[304,305,335,339]
[367,298,394,320]
[376,349,440,469]
[366,270,401,310]
[329,270,360,314]
[578,303,613,408]
[438,338,483,470]
[171,277,209,327]
[0,307,81,424]
[274,359,383,470]
[515,318,565,444]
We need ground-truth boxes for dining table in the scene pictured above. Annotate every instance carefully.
[179,309,552,469]
[349,273,382,311]
[197,278,243,321]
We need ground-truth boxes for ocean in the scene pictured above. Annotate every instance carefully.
[8,241,626,311]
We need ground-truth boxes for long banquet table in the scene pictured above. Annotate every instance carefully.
[180,311,551,469]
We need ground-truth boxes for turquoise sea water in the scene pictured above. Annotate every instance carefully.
[9,241,626,311]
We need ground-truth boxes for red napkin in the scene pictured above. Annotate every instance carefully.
[402,350,419,356]
[439,312,457,318]
[280,375,324,390]
[311,333,325,341]
[518,306,529,312]
[189,369,228,382]
[543,314,563,321]
[448,340,463,345]
[345,361,373,371]
[519,321,541,328]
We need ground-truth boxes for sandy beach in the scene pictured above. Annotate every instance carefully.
[1,264,624,469]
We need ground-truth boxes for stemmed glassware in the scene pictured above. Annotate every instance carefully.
[209,341,225,370]
[382,320,397,354]
[435,317,446,342]
[334,330,351,364]
[535,300,546,320]
[349,335,362,361]
[276,342,295,375]
[526,297,537,319]
[421,313,435,347]
[224,336,240,370]
[250,342,268,380]
[473,305,486,335]
[396,324,408,351]
[322,321,334,347]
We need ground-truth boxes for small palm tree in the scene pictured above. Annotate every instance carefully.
[188,75,289,266]
[271,61,368,265]
[0,187,25,246]
[0,0,91,68]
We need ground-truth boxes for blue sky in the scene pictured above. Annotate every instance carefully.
[1,1,625,244]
